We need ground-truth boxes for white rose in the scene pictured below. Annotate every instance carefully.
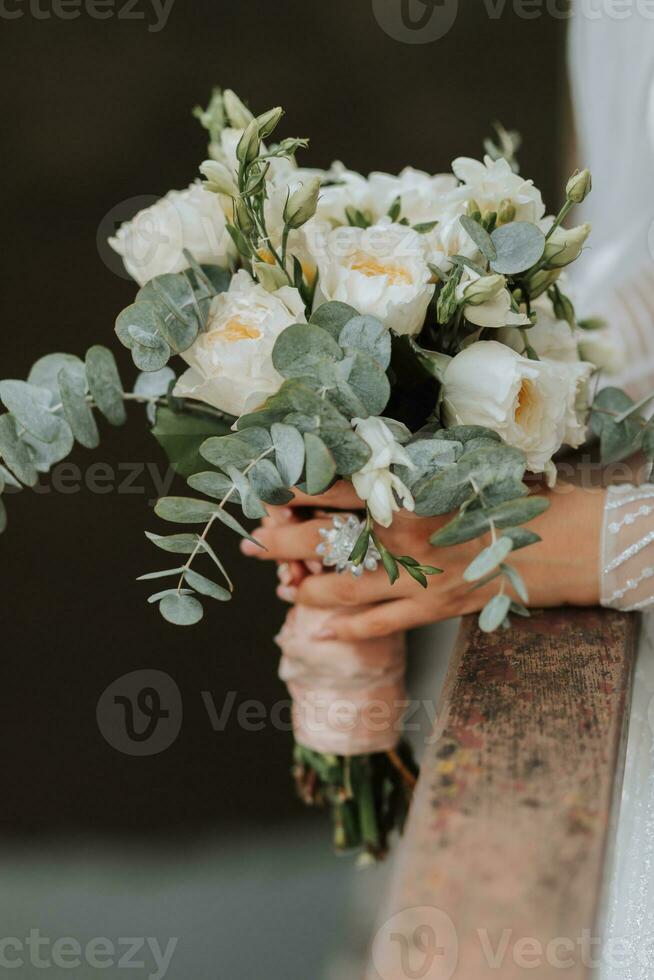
[559,359,593,449]
[368,167,459,225]
[451,155,545,224]
[442,340,570,479]
[499,296,579,361]
[315,219,435,336]
[351,417,415,527]
[457,270,531,329]
[173,270,305,417]
[577,329,626,375]
[109,182,235,286]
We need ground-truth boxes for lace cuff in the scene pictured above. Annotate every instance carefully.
[601,484,654,610]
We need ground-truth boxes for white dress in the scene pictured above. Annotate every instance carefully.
[570,8,654,976]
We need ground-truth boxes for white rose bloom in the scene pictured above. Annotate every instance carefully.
[499,296,579,361]
[457,270,531,329]
[368,167,459,225]
[173,270,305,417]
[442,340,572,480]
[109,182,235,286]
[313,162,373,227]
[351,417,415,527]
[451,155,545,224]
[560,359,593,449]
[315,219,435,336]
[577,329,626,375]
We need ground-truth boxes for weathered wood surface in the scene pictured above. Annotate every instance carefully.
[366,608,637,980]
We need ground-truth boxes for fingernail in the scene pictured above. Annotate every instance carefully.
[306,560,323,575]
[277,585,298,603]
[240,539,259,556]
[314,627,337,640]
[277,563,292,585]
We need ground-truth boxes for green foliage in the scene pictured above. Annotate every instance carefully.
[489,221,545,275]
[590,387,651,464]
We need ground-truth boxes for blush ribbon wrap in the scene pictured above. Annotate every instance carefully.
[276,603,408,756]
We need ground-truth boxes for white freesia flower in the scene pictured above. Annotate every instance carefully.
[315,220,434,336]
[173,270,304,417]
[457,270,531,329]
[351,417,415,527]
[442,340,573,480]
[109,182,235,286]
[452,155,545,224]
[368,167,459,225]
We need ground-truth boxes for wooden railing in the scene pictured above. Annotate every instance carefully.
[366,608,638,980]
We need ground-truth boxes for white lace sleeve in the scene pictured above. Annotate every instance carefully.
[601,484,654,611]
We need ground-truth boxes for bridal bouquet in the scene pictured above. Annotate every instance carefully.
[1,88,645,858]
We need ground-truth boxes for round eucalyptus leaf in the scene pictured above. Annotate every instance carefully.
[479,593,511,633]
[23,416,75,472]
[304,432,336,495]
[272,323,342,379]
[271,422,305,487]
[344,351,391,417]
[58,367,100,450]
[0,381,59,443]
[249,458,294,505]
[159,592,204,626]
[184,569,231,601]
[339,315,392,370]
[309,301,359,339]
[148,274,201,352]
[0,414,38,486]
[85,346,126,426]
[145,531,201,554]
[115,301,160,350]
[131,336,171,373]
[134,367,175,399]
[490,222,545,275]
[28,353,85,399]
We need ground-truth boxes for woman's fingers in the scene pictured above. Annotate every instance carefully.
[291,567,420,608]
[284,481,363,512]
[316,597,443,641]
[240,517,330,561]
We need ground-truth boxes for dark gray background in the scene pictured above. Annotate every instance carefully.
[1,0,566,837]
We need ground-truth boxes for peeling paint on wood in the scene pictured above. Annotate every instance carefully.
[366,609,637,980]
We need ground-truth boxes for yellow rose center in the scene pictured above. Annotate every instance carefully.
[515,379,538,426]
[349,252,412,285]
[213,317,261,343]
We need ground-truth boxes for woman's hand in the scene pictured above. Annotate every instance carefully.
[240,481,605,640]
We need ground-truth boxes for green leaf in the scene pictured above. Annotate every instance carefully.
[272,323,342,379]
[404,563,428,588]
[309,301,359,339]
[223,465,267,519]
[155,496,219,523]
[200,428,272,470]
[590,388,644,464]
[58,368,100,450]
[137,567,185,581]
[145,531,201,554]
[148,588,194,604]
[339,315,392,370]
[459,215,497,262]
[463,537,513,582]
[115,301,161,350]
[0,414,38,486]
[348,526,370,566]
[249,458,293,505]
[0,464,20,489]
[131,334,171,373]
[501,526,541,550]
[149,274,202,351]
[212,506,263,546]
[396,438,459,490]
[0,381,59,443]
[27,354,85,399]
[304,432,336,494]
[85,346,126,426]
[490,221,545,275]
[152,405,232,478]
[188,470,239,502]
[343,352,391,417]
[271,423,305,487]
[134,367,176,400]
[479,594,511,633]
[159,592,204,626]
[501,562,528,602]
[431,495,549,547]
[22,417,74,473]
[414,445,525,516]
[380,548,399,585]
[184,569,231,601]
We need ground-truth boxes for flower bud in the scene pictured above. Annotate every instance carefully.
[566,168,592,205]
[525,268,560,299]
[498,198,516,224]
[236,119,260,167]
[223,89,254,128]
[234,198,255,234]
[550,288,575,326]
[466,199,481,222]
[463,273,506,306]
[543,223,591,269]
[200,160,237,196]
[283,176,321,229]
[256,106,284,140]
[252,259,288,292]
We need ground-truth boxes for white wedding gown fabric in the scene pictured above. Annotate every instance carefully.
[570,7,654,976]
